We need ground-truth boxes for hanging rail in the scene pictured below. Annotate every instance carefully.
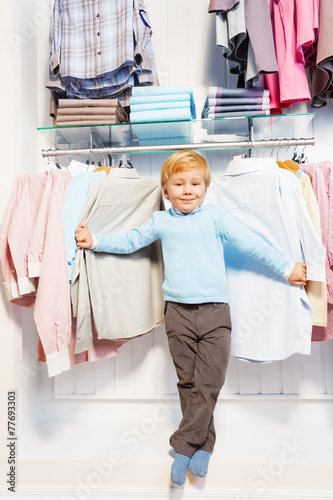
[41,137,314,157]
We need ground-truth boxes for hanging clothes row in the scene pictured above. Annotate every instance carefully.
[209,0,328,112]
[0,160,165,377]
[208,0,278,89]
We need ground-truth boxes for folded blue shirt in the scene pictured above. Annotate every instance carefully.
[130,100,191,112]
[130,107,192,123]
[132,85,196,118]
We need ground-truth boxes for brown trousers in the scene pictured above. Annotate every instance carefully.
[165,301,231,457]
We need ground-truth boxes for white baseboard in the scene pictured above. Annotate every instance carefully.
[1,486,332,500]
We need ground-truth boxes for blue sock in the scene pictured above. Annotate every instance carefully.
[188,450,211,477]
[171,452,191,485]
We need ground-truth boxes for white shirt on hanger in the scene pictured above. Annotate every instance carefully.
[206,157,326,362]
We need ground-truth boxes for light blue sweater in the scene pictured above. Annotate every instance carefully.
[93,204,291,304]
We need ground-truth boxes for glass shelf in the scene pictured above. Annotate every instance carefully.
[37,113,315,153]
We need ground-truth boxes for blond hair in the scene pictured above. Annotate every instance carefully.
[160,150,211,187]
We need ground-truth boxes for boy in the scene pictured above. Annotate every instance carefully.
[75,150,307,486]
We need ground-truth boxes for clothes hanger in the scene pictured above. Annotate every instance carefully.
[262,143,269,158]
[55,152,61,169]
[281,139,299,173]
[298,144,307,164]
[118,147,134,168]
[291,144,298,162]
[270,140,277,158]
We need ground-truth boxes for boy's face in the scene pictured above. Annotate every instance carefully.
[162,169,207,214]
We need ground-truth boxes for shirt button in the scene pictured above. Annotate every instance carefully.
[96,13,100,17]
[97,32,100,36]
[98,51,101,55]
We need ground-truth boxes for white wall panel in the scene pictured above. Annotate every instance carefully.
[94,357,116,396]
[131,332,155,396]
[302,342,326,395]
[165,0,188,85]
[281,354,304,395]
[113,340,135,395]
[260,361,282,395]
[74,361,95,395]
[238,361,261,395]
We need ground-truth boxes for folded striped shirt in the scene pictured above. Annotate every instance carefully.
[207,87,270,99]
[205,109,270,118]
[202,104,270,118]
[206,97,270,106]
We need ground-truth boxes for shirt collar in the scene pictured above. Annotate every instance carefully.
[225,157,277,176]
[109,167,139,179]
[171,204,203,217]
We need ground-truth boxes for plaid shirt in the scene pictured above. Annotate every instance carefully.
[49,0,158,100]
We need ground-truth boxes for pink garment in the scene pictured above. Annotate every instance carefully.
[0,176,27,301]
[33,170,72,377]
[295,0,319,68]
[8,174,47,297]
[27,170,57,278]
[312,304,333,341]
[37,313,122,365]
[300,162,333,341]
[264,0,311,111]
[320,162,333,269]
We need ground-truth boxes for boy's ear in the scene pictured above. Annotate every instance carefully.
[162,185,169,199]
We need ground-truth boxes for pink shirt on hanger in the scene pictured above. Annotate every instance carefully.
[8,173,47,297]
[0,175,28,301]
[264,0,311,112]
[33,169,73,377]
[300,162,333,342]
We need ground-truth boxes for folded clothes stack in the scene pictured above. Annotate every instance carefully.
[54,99,129,127]
[202,87,270,118]
[130,86,196,122]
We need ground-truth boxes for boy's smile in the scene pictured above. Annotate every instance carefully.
[162,169,207,214]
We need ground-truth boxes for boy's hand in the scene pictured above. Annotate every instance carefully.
[288,263,307,286]
[75,224,93,249]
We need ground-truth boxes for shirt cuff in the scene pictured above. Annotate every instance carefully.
[282,263,295,281]
[91,234,99,250]
[46,348,71,377]
[306,265,326,282]
[17,277,36,296]
[4,282,21,301]
[28,261,41,277]
[49,53,60,76]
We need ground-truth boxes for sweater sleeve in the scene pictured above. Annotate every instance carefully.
[219,208,292,277]
[93,217,158,254]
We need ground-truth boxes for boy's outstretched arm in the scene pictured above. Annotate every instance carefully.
[288,262,307,286]
[75,224,93,249]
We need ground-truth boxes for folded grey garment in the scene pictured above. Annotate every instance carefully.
[58,98,120,108]
[57,107,119,116]
[56,100,128,120]
[57,114,125,122]
[55,119,122,126]
[208,0,239,12]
